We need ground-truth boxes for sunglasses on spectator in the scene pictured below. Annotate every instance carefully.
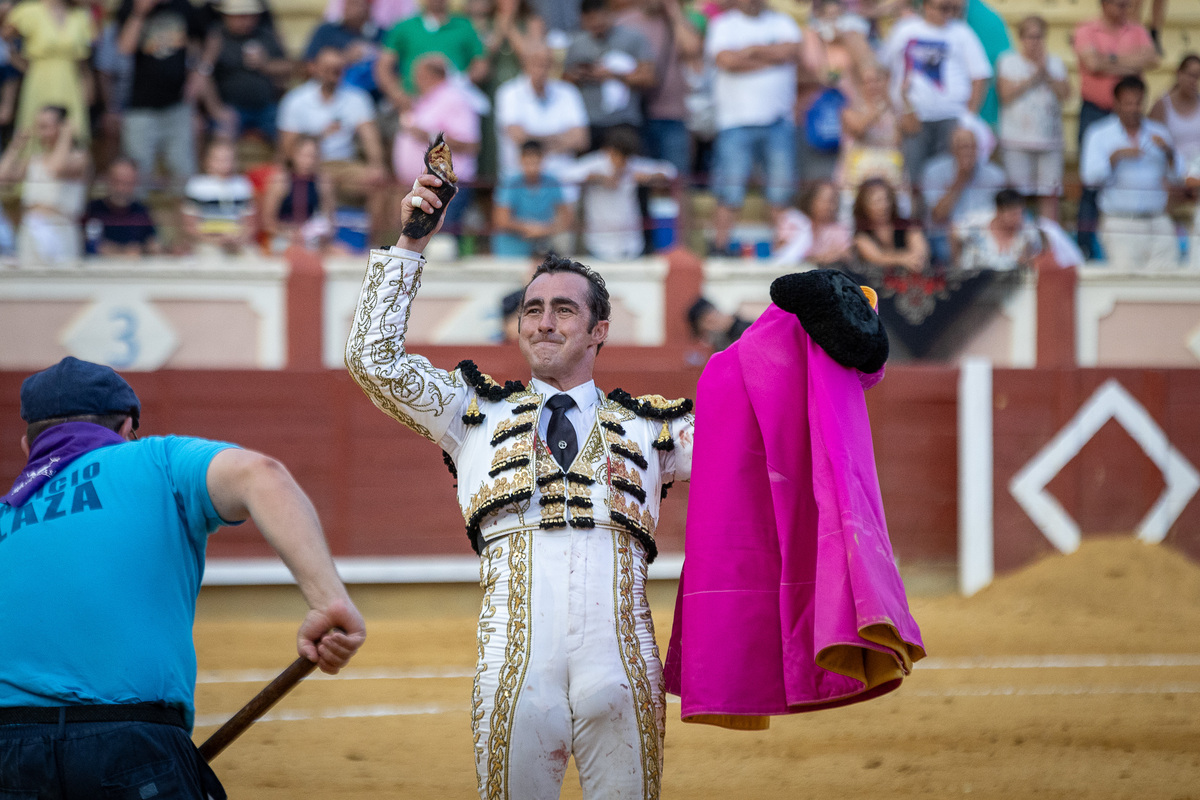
[932,2,964,13]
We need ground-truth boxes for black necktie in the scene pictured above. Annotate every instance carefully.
[545,394,578,471]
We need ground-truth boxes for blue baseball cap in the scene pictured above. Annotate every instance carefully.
[20,357,141,429]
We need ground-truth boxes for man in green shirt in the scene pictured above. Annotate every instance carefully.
[373,0,489,111]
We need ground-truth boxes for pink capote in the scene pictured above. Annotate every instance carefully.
[663,305,925,729]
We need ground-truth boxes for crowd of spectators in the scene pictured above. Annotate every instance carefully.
[0,0,1190,276]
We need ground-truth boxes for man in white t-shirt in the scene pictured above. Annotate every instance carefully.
[880,0,992,193]
[705,0,802,254]
[495,43,590,196]
[278,47,389,241]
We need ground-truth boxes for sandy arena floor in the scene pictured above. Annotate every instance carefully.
[192,538,1200,799]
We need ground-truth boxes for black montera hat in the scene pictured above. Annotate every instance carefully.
[769,269,889,375]
[20,357,141,429]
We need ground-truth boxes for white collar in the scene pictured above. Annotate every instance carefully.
[529,377,599,413]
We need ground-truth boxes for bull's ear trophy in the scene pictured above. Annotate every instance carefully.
[402,132,459,239]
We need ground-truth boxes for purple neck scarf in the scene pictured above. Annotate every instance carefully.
[2,421,127,507]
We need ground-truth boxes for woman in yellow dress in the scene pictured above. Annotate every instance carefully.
[1,0,94,142]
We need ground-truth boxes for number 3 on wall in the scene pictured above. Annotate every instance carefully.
[108,308,141,368]
[61,299,178,371]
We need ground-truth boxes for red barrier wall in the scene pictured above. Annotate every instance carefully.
[3,361,1196,573]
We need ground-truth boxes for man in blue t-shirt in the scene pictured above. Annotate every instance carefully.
[0,357,366,800]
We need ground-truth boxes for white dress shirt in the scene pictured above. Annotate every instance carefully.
[530,377,599,447]
[1080,115,1181,216]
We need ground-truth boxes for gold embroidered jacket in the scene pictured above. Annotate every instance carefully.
[345,248,695,561]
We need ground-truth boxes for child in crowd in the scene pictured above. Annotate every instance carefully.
[83,158,159,256]
[491,139,573,257]
[261,135,335,253]
[559,125,676,262]
[182,139,256,256]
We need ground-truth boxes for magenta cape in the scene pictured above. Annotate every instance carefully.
[663,305,925,729]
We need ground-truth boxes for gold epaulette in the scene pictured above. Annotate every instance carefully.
[606,388,694,420]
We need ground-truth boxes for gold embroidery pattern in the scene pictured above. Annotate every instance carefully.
[610,491,658,562]
[610,493,656,540]
[508,385,541,404]
[346,257,462,441]
[489,442,532,477]
[608,458,647,503]
[472,545,502,793]
[537,449,568,527]
[606,430,648,469]
[491,411,537,446]
[607,389,693,419]
[534,437,560,482]
[599,402,636,424]
[540,499,567,527]
[574,423,606,482]
[614,533,663,799]
[636,393,689,413]
[485,531,532,799]
[466,468,534,535]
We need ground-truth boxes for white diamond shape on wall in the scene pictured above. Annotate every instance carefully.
[60,298,179,372]
[1009,379,1200,552]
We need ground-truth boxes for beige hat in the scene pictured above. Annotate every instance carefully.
[220,0,264,14]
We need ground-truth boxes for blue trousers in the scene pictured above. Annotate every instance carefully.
[0,718,224,799]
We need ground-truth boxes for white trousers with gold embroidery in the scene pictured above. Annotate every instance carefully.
[472,527,665,800]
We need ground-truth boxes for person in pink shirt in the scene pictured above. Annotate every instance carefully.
[391,53,480,237]
[1072,0,1158,258]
